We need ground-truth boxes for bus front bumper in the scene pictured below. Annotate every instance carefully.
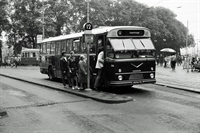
[108,79,156,87]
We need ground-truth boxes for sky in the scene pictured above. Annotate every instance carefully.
[135,0,200,43]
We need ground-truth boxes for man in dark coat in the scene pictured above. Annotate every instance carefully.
[60,51,71,87]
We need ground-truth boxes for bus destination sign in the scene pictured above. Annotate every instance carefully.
[117,30,144,36]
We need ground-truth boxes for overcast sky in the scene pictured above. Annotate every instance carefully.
[135,0,200,43]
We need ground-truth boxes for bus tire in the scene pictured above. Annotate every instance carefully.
[48,67,55,81]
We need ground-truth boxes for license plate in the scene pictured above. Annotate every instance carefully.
[129,74,143,80]
[132,81,142,84]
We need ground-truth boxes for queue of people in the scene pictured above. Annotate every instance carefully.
[60,49,104,91]
[157,53,200,72]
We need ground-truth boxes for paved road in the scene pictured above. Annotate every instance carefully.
[1,75,200,133]
[0,65,199,117]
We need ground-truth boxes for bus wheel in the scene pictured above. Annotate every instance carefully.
[48,67,54,81]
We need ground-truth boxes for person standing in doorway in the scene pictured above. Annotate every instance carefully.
[94,47,104,90]
[60,51,71,88]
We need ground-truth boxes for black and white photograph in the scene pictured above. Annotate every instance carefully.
[0,0,200,132]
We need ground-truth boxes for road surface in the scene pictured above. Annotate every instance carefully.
[0,76,200,133]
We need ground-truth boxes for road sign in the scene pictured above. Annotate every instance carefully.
[83,22,93,89]
[83,22,93,31]
[84,34,93,43]
[37,35,43,43]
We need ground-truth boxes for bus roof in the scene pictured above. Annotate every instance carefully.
[40,26,149,43]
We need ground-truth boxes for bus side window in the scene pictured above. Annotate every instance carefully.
[43,43,47,54]
[96,34,104,53]
[72,38,79,53]
[33,52,36,57]
[55,41,61,55]
[29,52,33,57]
[66,39,71,53]
[90,43,95,53]
[61,40,66,52]
[22,53,24,57]
[68,39,73,52]
[50,42,55,54]
[80,37,86,53]
[47,42,50,54]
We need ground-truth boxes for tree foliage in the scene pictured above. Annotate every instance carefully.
[5,0,194,55]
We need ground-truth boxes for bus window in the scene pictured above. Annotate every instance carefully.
[66,40,70,53]
[43,43,47,54]
[22,53,25,57]
[55,41,61,55]
[33,52,36,57]
[106,41,114,58]
[80,37,86,53]
[47,42,50,54]
[50,42,55,54]
[30,52,33,57]
[61,40,66,52]
[88,43,94,53]
[63,40,67,52]
[25,53,27,57]
[68,39,73,53]
[72,39,80,53]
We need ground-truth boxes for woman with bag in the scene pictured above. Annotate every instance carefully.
[78,55,87,90]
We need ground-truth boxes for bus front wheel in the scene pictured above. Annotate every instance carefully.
[48,67,55,81]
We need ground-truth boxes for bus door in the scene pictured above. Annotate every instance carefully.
[92,34,105,75]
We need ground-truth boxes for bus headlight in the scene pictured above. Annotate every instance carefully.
[118,75,123,80]
[150,73,154,78]
[118,69,122,72]
[151,67,154,71]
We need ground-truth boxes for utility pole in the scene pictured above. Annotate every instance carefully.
[186,20,189,72]
[84,0,92,89]
[42,0,45,40]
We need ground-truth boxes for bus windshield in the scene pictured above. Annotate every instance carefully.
[107,38,155,59]
[108,38,155,51]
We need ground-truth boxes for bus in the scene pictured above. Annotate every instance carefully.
[21,49,40,66]
[39,26,156,88]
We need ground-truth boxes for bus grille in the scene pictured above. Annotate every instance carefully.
[129,74,143,80]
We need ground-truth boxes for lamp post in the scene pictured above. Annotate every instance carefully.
[86,0,91,23]
[84,0,92,89]
[42,0,45,39]
[186,20,189,72]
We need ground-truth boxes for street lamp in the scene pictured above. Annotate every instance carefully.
[186,20,189,72]
[42,0,45,39]
[86,0,91,23]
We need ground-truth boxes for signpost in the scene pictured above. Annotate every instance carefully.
[37,34,43,44]
[83,22,93,89]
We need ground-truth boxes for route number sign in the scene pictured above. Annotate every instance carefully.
[83,22,93,30]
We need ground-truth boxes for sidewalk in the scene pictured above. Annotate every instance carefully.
[0,66,133,103]
[156,65,200,93]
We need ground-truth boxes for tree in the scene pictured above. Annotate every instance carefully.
[0,0,10,33]
[7,0,43,49]
[5,0,194,55]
